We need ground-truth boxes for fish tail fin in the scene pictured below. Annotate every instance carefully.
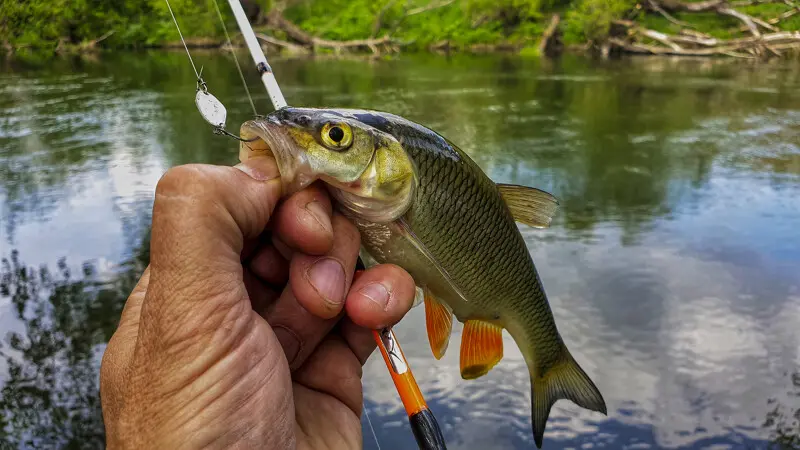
[528,346,607,448]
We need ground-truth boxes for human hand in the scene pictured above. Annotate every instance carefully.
[100,156,417,449]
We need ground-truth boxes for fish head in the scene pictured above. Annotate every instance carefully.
[239,107,417,223]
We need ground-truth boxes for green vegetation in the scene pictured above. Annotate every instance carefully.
[0,0,239,51]
[1,0,798,56]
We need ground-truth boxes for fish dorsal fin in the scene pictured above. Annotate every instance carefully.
[460,320,504,379]
[497,183,559,229]
[424,288,453,360]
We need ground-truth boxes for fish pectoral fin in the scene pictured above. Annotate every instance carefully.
[497,183,559,229]
[412,286,425,309]
[424,288,453,360]
[395,218,471,305]
[460,320,504,379]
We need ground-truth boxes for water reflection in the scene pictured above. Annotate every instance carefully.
[0,242,147,448]
[1,52,799,448]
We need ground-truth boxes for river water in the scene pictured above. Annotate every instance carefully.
[1,51,798,449]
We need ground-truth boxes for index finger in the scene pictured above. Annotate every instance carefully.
[271,182,334,256]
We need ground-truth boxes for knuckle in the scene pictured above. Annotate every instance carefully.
[155,164,210,198]
[100,336,123,388]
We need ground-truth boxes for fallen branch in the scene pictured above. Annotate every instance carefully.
[646,0,694,27]
[650,0,767,37]
[737,3,799,31]
[731,0,785,6]
[266,10,403,55]
[608,36,756,56]
[266,10,316,45]
[406,0,456,16]
[87,30,115,47]
[642,27,685,50]
[718,5,762,36]
[656,0,725,12]
[771,6,799,22]
[255,33,309,53]
[612,20,800,57]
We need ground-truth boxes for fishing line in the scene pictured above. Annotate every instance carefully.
[164,0,201,81]
[163,0,257,142]
[363,404,382,450]
[211,0,259,117]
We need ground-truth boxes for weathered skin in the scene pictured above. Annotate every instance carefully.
[238,107,606,448]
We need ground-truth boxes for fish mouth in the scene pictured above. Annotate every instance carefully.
[238,117,314,197]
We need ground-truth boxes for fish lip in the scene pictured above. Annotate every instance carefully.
[238,117,312,196]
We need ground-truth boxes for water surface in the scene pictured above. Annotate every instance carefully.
[1,52,799,449]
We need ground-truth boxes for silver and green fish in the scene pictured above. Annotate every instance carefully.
[237,107,607,448]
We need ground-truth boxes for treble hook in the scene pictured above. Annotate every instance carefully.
[213,126,258,142]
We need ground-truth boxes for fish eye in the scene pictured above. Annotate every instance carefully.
[321,122,353,150]
[329,126,344,142]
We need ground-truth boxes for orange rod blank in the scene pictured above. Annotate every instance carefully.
[355,267,448,449]
[372,328,428,416]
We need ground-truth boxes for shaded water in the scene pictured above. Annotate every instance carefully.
[1,51,799,449]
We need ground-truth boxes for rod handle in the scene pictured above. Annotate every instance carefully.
[410,408,448,450]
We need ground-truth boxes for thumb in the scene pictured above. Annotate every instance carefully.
[138,156,281,355]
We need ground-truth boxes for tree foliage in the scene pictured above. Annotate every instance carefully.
[0,0,246,51]
[0,0,793,53]
[0,0,630,51]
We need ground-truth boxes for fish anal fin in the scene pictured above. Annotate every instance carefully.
[459,320,503,380]
[424,289,453,360]
[497,183,559,229]
[529,349,607,448]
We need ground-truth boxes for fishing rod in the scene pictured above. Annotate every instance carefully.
[220,2,448,449]
[224,0,286,110]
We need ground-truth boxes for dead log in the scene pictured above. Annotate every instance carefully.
[266,10,316,45]
[645,0,694,27]
[265,10,402,55]
[255,33,310,54]
[611,20,800,57]
[538,14,562,56]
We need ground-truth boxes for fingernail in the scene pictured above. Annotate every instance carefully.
[234,157,278,181]
[358,282,391,311]
[273,326,300,366]
[306,257,345,306]
[304,200,332,234]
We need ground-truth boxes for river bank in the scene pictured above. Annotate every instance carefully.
[1,0,798,59]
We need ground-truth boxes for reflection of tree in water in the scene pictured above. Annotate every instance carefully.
[0,240,148,448]
[764,372,800,450]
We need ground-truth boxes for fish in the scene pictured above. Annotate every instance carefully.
[237,107,607,447]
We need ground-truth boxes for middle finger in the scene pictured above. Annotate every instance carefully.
[262,213,361,370]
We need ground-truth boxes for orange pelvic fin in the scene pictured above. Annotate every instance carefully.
[459,320,503,380]
[424,288,453,360]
